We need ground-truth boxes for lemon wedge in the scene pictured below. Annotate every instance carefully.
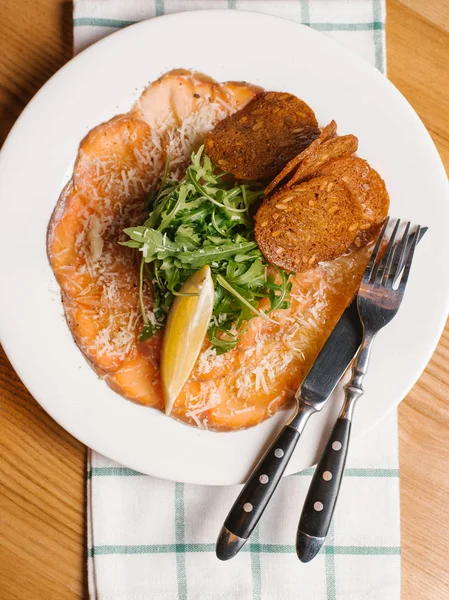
[161,265,214,415]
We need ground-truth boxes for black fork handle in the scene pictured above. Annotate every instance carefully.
[296,417,351,562]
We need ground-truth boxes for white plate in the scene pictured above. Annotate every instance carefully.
[0,10,448,485]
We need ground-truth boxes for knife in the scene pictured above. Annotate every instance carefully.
[216,227,427,561]
[216,298,362,560]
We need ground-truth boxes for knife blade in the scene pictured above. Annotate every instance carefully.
[216,226,427,561]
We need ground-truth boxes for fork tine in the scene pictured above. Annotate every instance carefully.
[387,221,411,284]
[418,226,429,240]
[363,217,389,283]
[398,226,420,291]
[375,219,401,285]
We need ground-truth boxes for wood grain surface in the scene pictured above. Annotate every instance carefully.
[0,1,448,598]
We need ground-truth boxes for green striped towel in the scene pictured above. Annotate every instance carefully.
[76,2,400,599]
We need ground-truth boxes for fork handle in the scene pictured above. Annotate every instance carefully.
[296,332,375,562]
[296,417,351,562]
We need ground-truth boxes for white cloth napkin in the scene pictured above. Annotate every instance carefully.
[75,2,400,599]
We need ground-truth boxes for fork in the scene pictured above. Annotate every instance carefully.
[296,218,422,563]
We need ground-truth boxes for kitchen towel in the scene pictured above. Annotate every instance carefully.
[75,2,400,599]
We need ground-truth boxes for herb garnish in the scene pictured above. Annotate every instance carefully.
[122,146,292,353]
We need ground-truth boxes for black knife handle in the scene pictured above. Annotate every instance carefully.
[296,417,351,562]
[216,425,300,560]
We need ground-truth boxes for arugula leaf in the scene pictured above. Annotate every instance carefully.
[123,146,292,352]
[140,322,160,343]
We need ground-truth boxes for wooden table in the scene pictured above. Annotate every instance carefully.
[0,1,448,598]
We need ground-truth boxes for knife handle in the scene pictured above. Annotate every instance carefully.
[296,417,351,562]
[216,424,301,561]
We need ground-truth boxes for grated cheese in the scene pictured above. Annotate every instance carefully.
[233,406,256,415]
[195,346,226,375]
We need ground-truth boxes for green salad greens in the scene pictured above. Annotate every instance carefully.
[122,146,292,353]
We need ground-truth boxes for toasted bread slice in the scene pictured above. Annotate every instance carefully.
[314,156,389,244]
[264,120,337,196]
[205,91,320,180]
[255,176,362,272]
[284,134,358,190]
